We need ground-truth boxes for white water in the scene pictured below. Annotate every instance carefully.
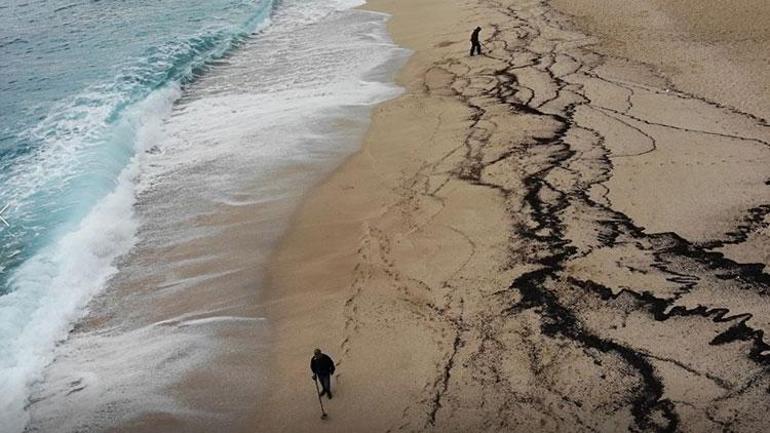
[0,86,181,433]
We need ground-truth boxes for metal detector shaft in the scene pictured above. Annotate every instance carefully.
[313,376,328,419]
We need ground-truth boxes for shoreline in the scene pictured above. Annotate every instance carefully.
[256,0,770,431]
[23,3,408,432]
[255,0,481,428]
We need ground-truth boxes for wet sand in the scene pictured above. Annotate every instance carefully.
[255,0,770,432]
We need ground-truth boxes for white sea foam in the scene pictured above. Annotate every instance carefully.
[0,85,181,433]
[157,315,266,328]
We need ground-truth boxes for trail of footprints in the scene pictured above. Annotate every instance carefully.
[345,0,770,431]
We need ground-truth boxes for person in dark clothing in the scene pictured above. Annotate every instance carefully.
[470,26,482,56]
[311,348,336,399]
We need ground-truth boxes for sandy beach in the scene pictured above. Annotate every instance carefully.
[254,0,770,432]
[19,0,770,432]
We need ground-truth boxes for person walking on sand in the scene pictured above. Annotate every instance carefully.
[470,26,482,56]
[311,348,336,399]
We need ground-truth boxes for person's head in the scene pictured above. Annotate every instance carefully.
[475,26,481,31]
[314,348,322,357]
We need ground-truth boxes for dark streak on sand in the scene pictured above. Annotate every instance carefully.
[403,0,770,431]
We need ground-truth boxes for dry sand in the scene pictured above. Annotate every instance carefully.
[551,0,770,121]
[255,0,770,432]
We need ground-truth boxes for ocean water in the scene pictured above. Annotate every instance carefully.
[0,0,406,431]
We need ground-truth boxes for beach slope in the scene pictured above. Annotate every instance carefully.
[257,0,770,432]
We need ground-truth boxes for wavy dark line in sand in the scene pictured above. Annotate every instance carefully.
[326,1,770,432]
[360,0,770,431]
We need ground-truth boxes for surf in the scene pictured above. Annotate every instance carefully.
[0,1,277,431]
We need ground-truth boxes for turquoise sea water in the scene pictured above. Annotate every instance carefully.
[0,0,276,430]
[0,0,273,293]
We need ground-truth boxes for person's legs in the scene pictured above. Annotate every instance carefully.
[319,374,332,398]
[474,43,482,55]
[470,43,475,56]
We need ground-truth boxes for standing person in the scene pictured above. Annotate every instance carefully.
[311,348,336,399]
[470,26,482,56]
